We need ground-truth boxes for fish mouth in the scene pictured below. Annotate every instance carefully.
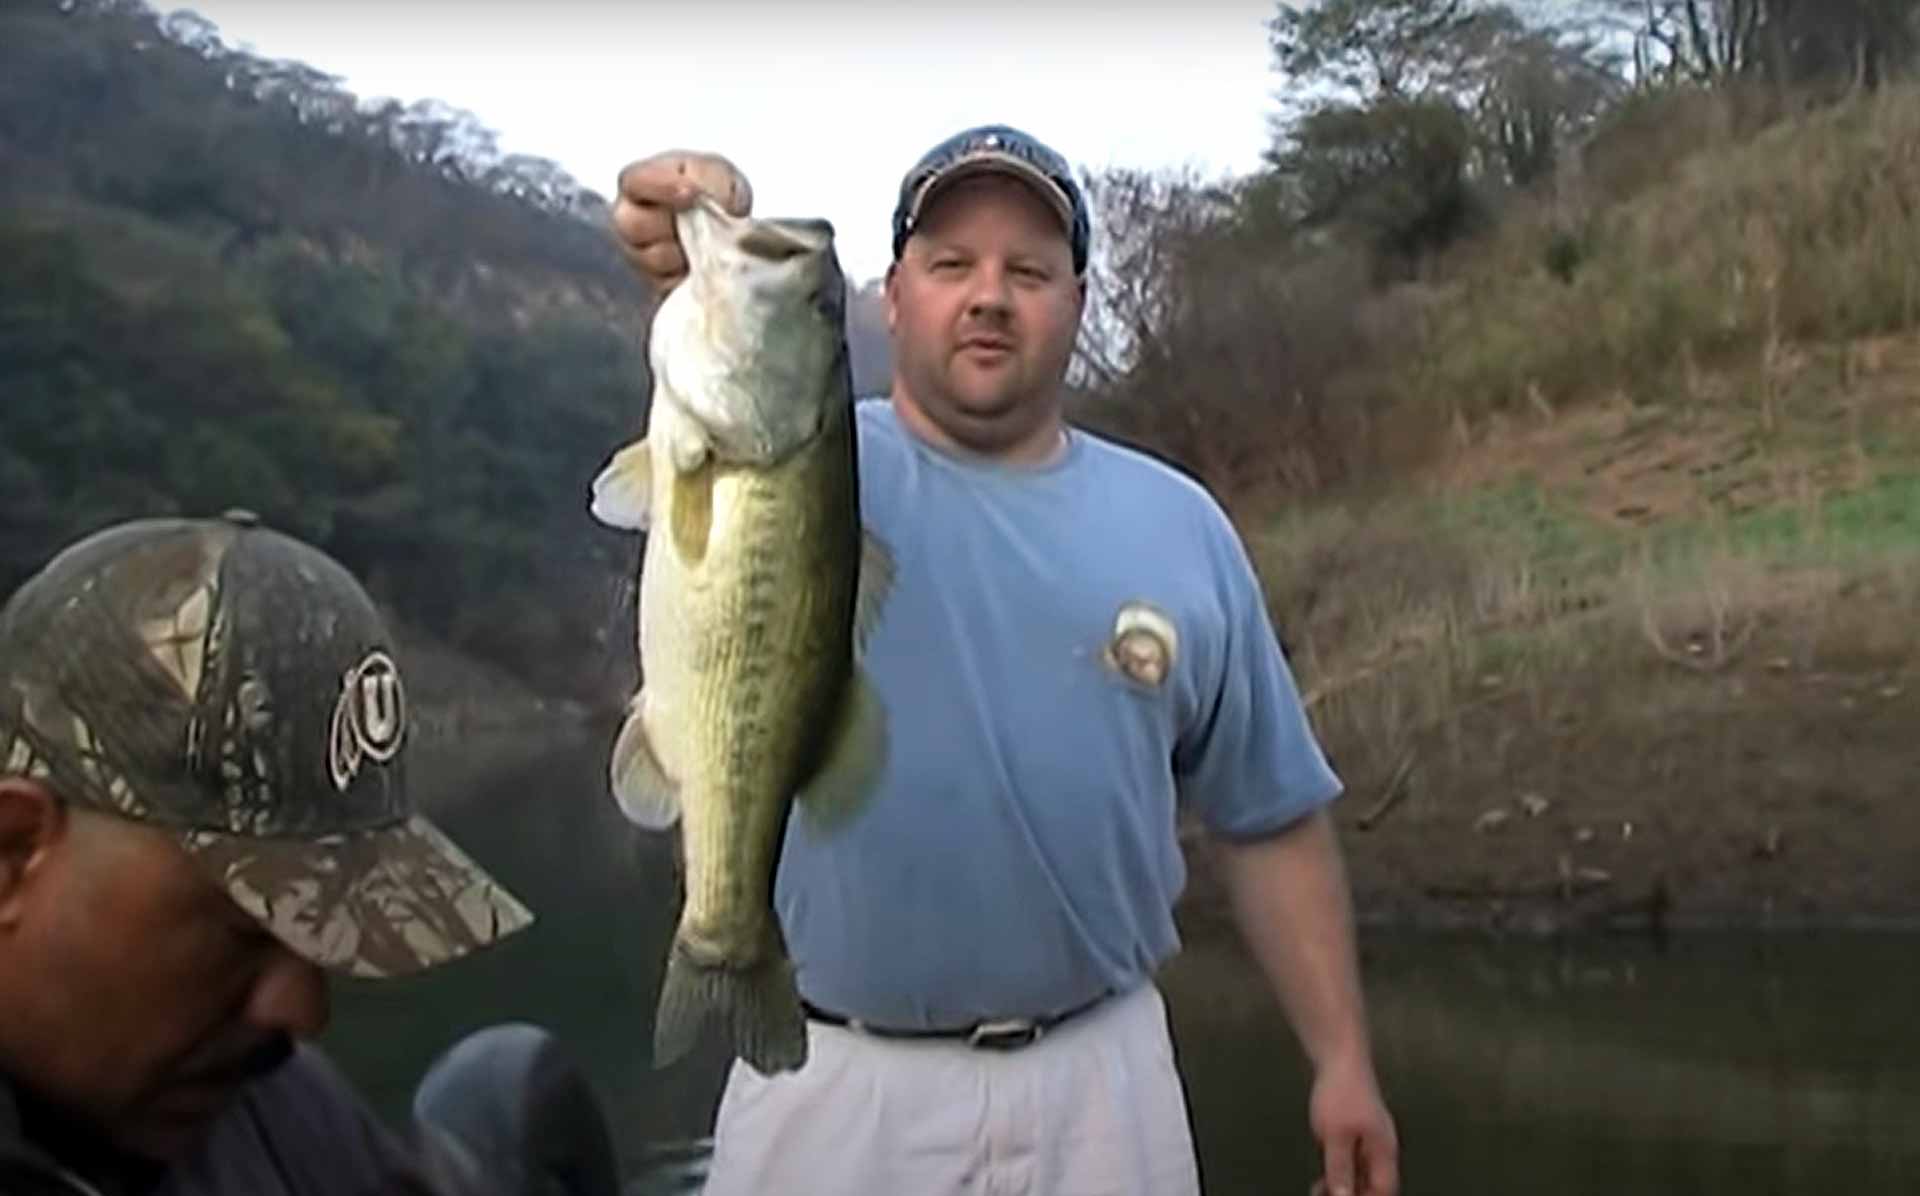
[739,217,833,262]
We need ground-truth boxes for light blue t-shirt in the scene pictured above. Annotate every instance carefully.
[775,399,1342,1029]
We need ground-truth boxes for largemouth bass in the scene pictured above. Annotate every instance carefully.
[588,194,893,1076]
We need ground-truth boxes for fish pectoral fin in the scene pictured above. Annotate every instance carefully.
[795,667,887,832]
[669,462,715,563]
[853,528,896,659]
[589,438,653,531]
[610,698,680,830]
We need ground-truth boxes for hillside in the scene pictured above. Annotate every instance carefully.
[1183,86,1920,933]
[0,0,660,705]
[6,1,1914,928]
[0,0,902,709]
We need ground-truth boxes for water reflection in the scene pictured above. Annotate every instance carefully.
[1165,931,1920,1194]
[321,731,736,1167]
[323,736,1920,1194]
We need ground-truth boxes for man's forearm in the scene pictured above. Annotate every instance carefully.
[1214,807,1374,1072]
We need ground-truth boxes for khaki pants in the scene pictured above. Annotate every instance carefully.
[700,983,1201,1196]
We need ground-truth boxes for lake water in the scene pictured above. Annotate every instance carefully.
[321,733,1920,1195]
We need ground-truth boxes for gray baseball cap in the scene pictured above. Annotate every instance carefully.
[891,124,1091,277]
[0,510,533,978]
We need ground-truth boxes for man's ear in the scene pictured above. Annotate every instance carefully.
[883,262,900,334]
[0,778,64,928]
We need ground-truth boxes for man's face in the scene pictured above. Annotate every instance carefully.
[885,173,1084,456]
[0,788,330,1160]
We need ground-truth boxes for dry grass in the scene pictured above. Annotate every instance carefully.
[1255,457,1920,799]
[1166,86,1920,927]
[1125,86,1920,520]
[1250,85,1920,796]
[1390,84,1920,434]
[1075,80,1920,527]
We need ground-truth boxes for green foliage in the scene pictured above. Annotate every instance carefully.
[0,0,652,700]
[1264,2,1624,273]
[1280,96,1484,271]
[1542,226,1587,282]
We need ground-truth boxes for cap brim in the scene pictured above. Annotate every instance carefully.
[181,815,535,979]
[910,153,1075,235]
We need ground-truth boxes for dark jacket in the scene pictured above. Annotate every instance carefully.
[0,1046,454,1196]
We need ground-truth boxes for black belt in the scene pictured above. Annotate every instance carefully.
[801,992,1110,1051]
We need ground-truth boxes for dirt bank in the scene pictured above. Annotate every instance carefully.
[1188,376,1920,935]
[1181,609,1918,933]
[1324,610,1915,934]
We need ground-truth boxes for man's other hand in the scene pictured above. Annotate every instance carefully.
[1309,1053,1399,1196]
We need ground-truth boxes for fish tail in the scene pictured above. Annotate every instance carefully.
[652,930,808,1076]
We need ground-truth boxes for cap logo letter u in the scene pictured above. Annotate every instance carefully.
[328,650,406,791]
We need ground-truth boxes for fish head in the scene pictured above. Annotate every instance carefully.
[670,197,850,465]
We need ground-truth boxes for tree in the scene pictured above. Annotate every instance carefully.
[1617,1,1920,90]
[1265,1,1627,270]
[1269,0,1480,111]
[1280,96,1481,270]
[1464,7,1627,185]
[1070,166,1381,504]
[1,0,655,701]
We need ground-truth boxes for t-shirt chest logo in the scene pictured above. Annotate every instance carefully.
[1103,601,1179,690]
[328,649,406,791]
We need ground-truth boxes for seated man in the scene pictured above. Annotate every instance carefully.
[0,509,586,1194]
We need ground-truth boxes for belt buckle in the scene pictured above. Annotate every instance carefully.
[966,1018,1041,1050]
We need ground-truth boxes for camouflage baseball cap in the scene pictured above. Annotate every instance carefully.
[0,510,533,978]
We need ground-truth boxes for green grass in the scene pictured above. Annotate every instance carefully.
[1435,479,1626,570]
[1636,470,1920,570]
[1259,461,1920,772]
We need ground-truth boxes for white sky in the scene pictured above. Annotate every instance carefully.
[178,0,1292,285]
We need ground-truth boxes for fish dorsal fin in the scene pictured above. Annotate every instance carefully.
[795,668,887,832]
[610,696,680,830]
[589,438,652,531]
[854,529,895,659]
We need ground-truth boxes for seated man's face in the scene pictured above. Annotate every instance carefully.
[1,791,330,1160]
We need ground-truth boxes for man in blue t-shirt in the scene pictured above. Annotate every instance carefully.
[610,125,1399,1196]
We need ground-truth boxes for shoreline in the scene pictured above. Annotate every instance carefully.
[409,706,1917,938]
[1321,770,1919,938]
[1177,887,1920,941]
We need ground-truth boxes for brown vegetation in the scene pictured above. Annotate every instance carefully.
[1091,6,1920,930]
[1258,86,1920,929]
